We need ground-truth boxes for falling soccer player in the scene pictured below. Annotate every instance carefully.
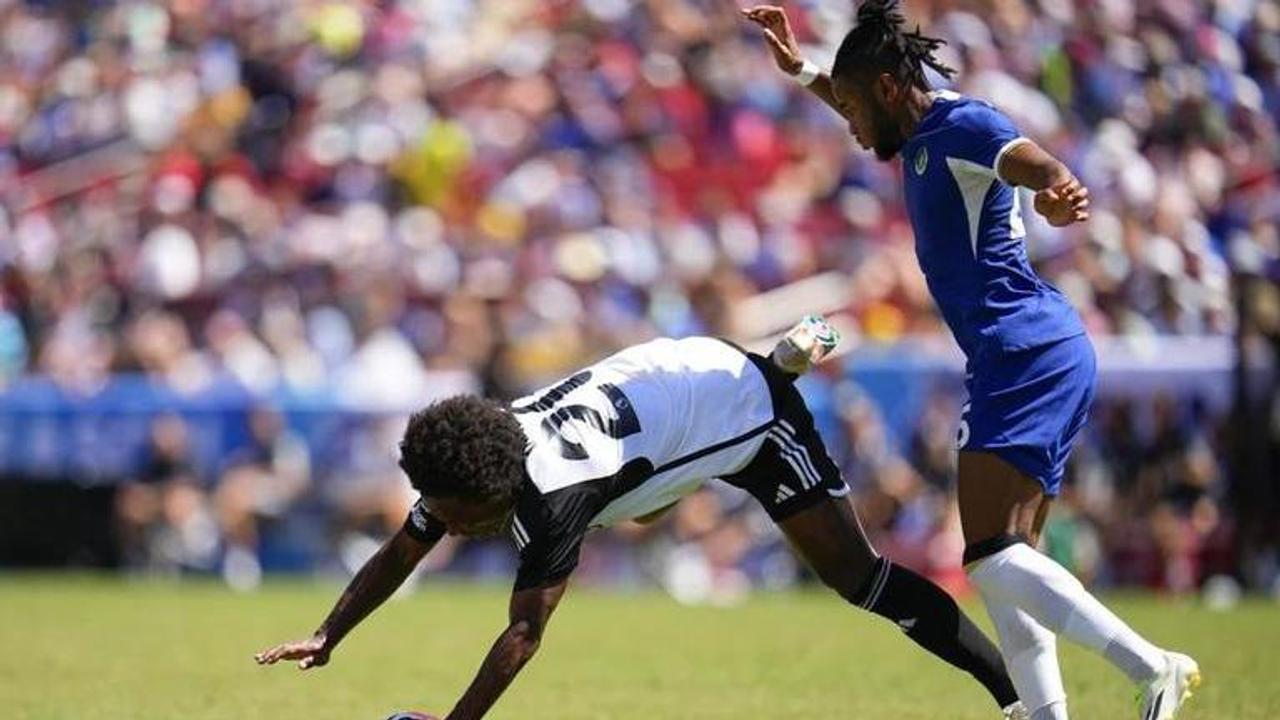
[744,3,1200,720]
[257,317,1028,718]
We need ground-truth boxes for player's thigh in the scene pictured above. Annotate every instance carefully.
[776,495,879,598]
[958,336,1092,547]
[717,351,876,592]
[957,450,1049,546]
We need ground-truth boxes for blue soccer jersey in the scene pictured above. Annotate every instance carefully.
[900,91,1085,359]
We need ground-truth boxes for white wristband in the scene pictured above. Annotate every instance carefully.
[794,59,821,87]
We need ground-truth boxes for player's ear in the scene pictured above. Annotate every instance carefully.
[874,72,899,104]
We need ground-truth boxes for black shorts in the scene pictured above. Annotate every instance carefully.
[720,351,851,522]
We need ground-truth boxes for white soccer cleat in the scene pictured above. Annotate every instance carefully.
[1137,652,1201,720]
[1002,701,1030,720]
[770,314,841,375]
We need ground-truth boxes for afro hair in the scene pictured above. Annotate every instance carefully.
[398,395,527,502]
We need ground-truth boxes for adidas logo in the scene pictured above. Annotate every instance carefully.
[774,484,796,504]
[897,617,917,632]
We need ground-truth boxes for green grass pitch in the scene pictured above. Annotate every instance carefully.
[2,576,1277,719]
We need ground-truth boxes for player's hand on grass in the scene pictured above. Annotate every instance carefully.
[1033,178,1090,227]
[742,6,803,75]
[255,633,332,670]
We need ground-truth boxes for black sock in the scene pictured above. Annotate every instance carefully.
[851,558,1019,710]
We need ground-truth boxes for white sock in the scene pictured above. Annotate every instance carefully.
[968,543,1166,685]
[982,594,1066,715]
[1031,701,1069,720]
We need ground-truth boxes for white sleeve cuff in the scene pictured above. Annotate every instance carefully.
[994,137,1033,185]
[794,59,821,87]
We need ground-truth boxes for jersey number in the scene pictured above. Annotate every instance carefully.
[513,371,641,460]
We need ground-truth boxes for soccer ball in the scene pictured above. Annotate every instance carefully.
[383,713,438,720]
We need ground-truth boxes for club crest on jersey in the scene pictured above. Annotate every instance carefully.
[914,146,928,175]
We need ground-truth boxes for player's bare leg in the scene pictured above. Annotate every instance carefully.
[959,451,1200,720]
[778,495,1022,714]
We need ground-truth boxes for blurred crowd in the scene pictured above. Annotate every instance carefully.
[4,0,1279,392]
[103,383,1241,600]
[1,0,1278,595]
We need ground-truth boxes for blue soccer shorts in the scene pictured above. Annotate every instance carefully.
[958,333,1096,496]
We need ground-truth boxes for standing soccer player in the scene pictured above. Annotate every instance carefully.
[745,3,1200,720]
[257,320,1029,719]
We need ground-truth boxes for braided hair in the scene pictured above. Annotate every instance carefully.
[831,0,956,91]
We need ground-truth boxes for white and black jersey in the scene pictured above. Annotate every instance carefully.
[404,337,849,590]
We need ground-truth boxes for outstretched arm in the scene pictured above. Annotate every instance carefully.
[255,526,433,669]
[996,140,1090,227]
[445,578,569,720]
[742,6,846,120]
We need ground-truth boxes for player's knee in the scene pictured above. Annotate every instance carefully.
[507,619,543,660]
